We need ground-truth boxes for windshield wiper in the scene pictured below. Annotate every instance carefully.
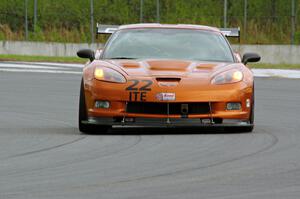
[108,57,137,59]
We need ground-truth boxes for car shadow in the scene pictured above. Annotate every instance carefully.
[83,126,250,135]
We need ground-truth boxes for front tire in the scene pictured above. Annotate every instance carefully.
[78,79,110,134]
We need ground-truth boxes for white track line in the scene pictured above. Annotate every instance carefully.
[0,61,83,69]
[29,62,83,68]
[252,69,300,79]
[0,68,81,75]
[0,63,63,70]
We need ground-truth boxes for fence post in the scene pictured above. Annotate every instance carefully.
[140,0,144,23]
[224,0,227,28]
[24,0,28,40]
[34,0,37,31]
[90,0,94,43]
[156,0,160,23]
[244,0,247,39]
[291,0,295,45]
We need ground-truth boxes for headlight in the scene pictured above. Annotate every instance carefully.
[94,67,126,83]
[211,70,243,85]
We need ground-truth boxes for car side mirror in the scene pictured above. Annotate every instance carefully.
[242,53,261,65]
[77,49,95,62]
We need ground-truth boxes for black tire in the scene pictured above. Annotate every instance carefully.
[78,79,110,134]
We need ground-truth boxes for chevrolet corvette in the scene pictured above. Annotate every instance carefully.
[77,24,260,133]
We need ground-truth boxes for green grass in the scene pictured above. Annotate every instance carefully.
[1,54,300,69]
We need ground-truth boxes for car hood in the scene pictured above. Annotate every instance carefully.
[91,59,244,79]
[104,59,240,77]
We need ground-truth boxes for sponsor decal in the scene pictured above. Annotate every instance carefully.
[156,93,176,101]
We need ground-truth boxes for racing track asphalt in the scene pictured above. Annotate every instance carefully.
[0,70,300,199]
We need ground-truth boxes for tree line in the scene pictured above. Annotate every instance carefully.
[0,0,298,43]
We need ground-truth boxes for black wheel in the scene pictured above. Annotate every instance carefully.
[78,79,110,134]
[244,85,255,132]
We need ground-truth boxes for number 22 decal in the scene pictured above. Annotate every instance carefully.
[126,80,153,91]
[126,80,153,101]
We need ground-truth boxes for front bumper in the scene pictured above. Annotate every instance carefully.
[85,78,253,121]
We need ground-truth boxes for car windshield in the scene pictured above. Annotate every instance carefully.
[103,28,234,62]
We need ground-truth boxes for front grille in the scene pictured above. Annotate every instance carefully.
[126,102,210,115]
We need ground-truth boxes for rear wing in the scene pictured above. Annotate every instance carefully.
[220,28,240,42]
[96,24,240,41]
[96,24,119,35]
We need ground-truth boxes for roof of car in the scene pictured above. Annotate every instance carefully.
[119,23,220,33]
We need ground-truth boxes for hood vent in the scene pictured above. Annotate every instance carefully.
[156,77,181,82]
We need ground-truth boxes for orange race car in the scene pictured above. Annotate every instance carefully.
[77,24,260,133]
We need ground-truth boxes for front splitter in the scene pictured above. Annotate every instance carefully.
[83,117,253,128]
